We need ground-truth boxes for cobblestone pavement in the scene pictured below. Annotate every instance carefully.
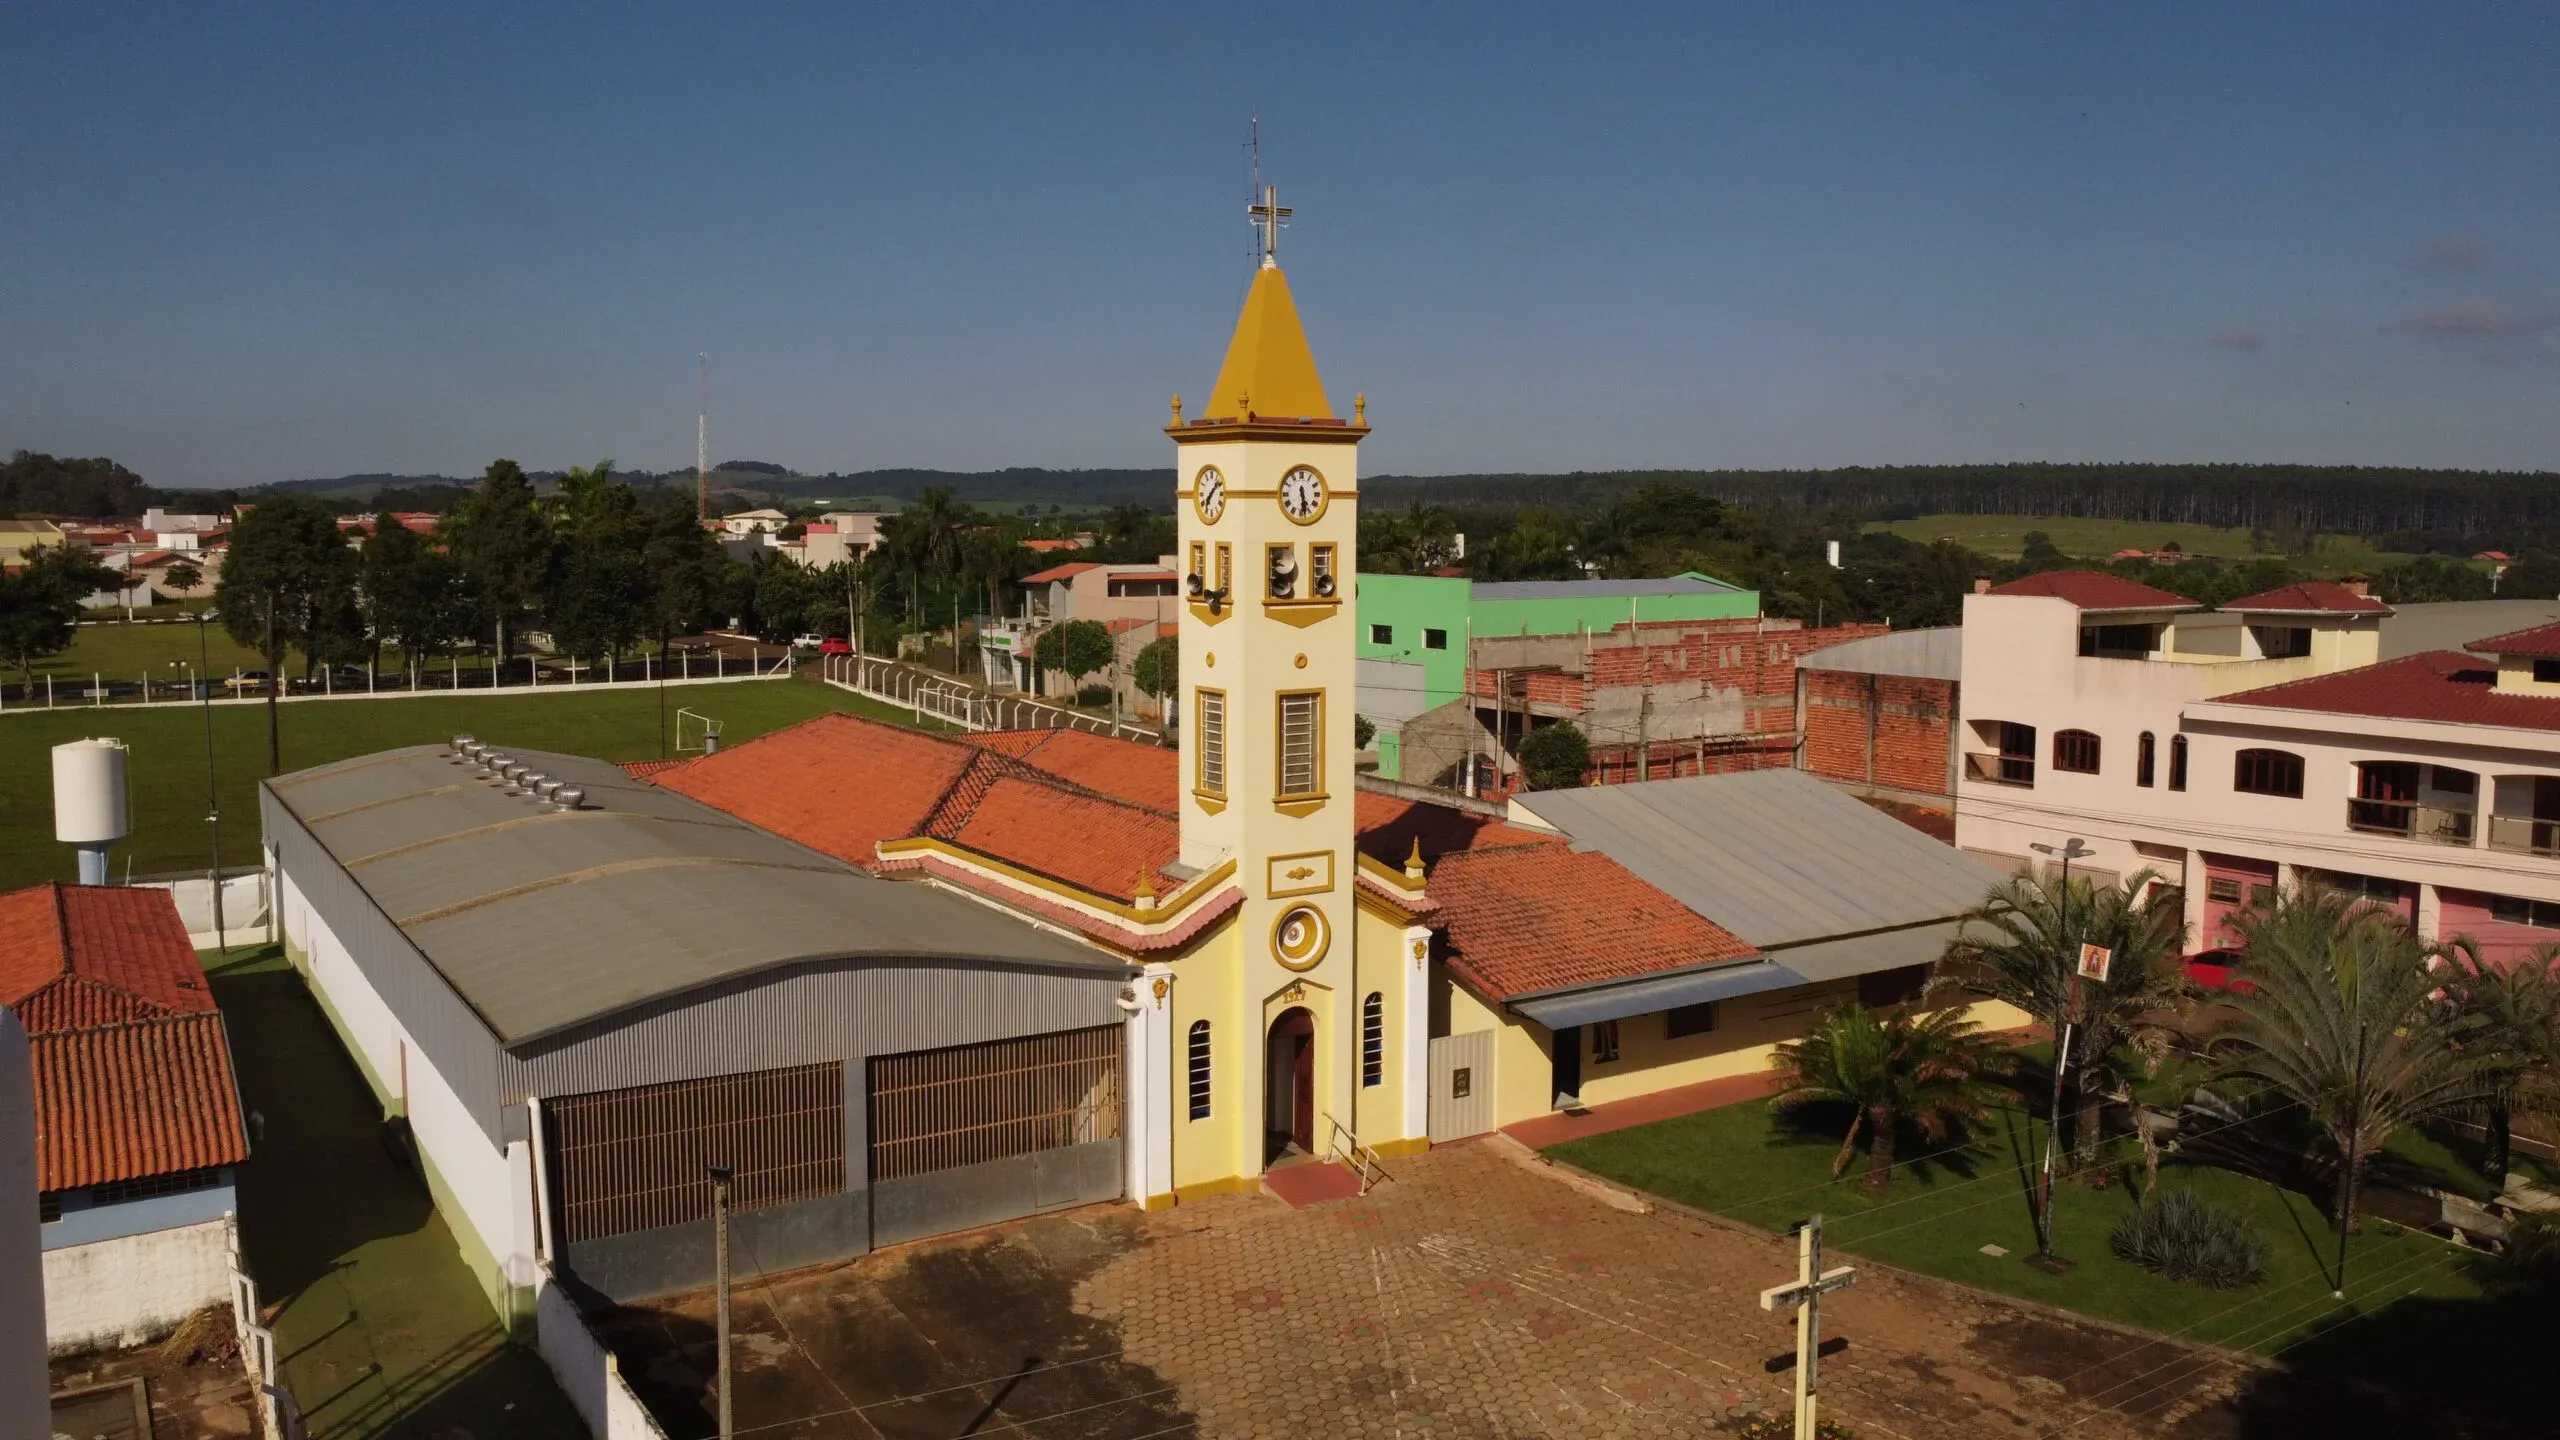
[1079,1140,2248,1440]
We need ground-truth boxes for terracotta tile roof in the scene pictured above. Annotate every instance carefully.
[2216,650,2560,731]
[651,713,983,866]
[1,884,216,1036]
[1986,571,2196,611]
[2219,581,2390,615]
[965,729,1180,810]
[2470,620,2560,658]
[1020,538,1085,552]
[1351,792,1563,870]
[928,774,1179,902]
[1428,847,1757,1000]
[1021,562,1102,584]
[618,758,687,780]
[29,1015,249,1191]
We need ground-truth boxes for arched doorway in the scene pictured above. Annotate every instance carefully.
[1264,1007,1315,1163]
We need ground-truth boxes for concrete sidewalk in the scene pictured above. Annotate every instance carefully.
[1501,1069,1780,1149]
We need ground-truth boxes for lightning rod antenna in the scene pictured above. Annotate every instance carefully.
[696,352,710,522]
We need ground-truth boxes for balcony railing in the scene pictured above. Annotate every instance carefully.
[2345,798,2477,846]
[2488,813,2560,857]
[1964,752,2035,787]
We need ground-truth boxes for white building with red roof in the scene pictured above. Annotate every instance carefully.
[0,883,249,1354]
[1957,572,2560,967]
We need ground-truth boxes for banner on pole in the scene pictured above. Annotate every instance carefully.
[2077,943,2113,982]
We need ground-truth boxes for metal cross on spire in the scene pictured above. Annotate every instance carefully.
[1249,184,1291,269]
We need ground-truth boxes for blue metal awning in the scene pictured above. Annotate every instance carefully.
[1512,959,1810,1031]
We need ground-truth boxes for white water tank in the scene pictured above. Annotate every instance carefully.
[52,738,130,845]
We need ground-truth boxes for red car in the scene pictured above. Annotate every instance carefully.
[2184,948,2256,995]
[817,637,854,656]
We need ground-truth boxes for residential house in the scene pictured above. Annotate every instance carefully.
[1955,572,2560,962]
[717,508,792,538]
[977,560,1181,695]
[2,883,249,1354]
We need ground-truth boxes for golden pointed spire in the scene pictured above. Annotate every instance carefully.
[1405,836,1426,881]
[1203,266,1332,422]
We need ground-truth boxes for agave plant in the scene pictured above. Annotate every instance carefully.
[2110,1189,2272,1288]
[1770,1003,2017,1190]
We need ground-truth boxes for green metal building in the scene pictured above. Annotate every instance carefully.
[1353,572,1759,778]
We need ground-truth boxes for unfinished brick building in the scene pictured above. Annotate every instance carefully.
[1793,628,1962,806]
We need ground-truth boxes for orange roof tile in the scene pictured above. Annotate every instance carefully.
[651,712,982,867]
[30,1015,248,1191]
[965,729,1180,811]
[1021,562,1102,584]
[1987,571,2196,611]
[1428,847,1757,1000]
[1351,793,1562,870]
[1,884,216,1036]
[930,774,1180,901]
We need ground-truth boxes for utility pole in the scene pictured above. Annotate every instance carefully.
[196,609,226,955]
[710,1163,734,1440]
[1760,1214,1857,1440]
[1636,688,1652,783]
[2026,836,2096,1271]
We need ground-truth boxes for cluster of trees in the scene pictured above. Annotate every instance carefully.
[1,451,155,517]
[0,542,120,681]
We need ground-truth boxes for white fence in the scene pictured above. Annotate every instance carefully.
[226,1213,297,1439]
[0,647,794,717]
[135,871,273,949]
[534,1263,669,1440]
[822,653,1166,744]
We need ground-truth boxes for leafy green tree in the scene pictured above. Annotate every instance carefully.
[1517,721,1590,790]
[2438,941,2560,1182]
[2214,886,2500,1235]
[0,543,119,681]
[545,470,652,664]
[1770,1003,2017,1189]
[2018,530,2069,570]
[216,494,358,772]
[442,459,555,669]
[1033,619,1114,691]
[1937,870,2189,1166]
[161,558,203,595]
[2497,552,2560,601]
[2374,555,2494,604]
[360,514,469,676]
[878,486,966,626]
[1131,633,1177,699]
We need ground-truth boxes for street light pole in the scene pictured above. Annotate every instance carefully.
[2026,836,2095,1268]
[710,1163,734,1440]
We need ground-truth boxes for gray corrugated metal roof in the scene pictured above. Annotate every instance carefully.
[1799,627,1962,682]
[1471,575,1741,601]
[265,745,1121,1045]
[1514,959,1803,1030]
[1510,770,2000,949]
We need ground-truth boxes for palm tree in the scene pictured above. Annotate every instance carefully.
[2437,940,2560,1183]
[1936,869,2188,1167]
[1770,1003,2017,1190]
[2214,885,2499,1237]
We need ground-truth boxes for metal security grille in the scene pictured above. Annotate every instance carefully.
[1188,1020,1213,1119]
[549,1062,844,1244]
[1278,691,1321,795]
[1361,993,1383,1088]
[1196,689,1227,794]
[869,1027,1122,1182]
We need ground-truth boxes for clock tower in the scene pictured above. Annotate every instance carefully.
[1169,185,1372,1170]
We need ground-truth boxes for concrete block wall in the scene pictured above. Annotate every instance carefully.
[42,1217,230,1355]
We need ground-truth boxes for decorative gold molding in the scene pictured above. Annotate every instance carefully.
[1273,795,1330,818]
[1190,790,1228,815]
[874,838,1237,923]
[1165,422,1371,446]
[1266,849,1335,898]
[1262,597,1342,628]
[1187,602,1230,627]
[1355,850,1425,894]
[1271,903,1330,971]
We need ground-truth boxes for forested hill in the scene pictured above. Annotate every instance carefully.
[1359,464,2560,535]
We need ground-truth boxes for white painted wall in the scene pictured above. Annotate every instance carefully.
[535,1263,670,1439]
[1956,591,2560,942]
[41,1217,229,1354]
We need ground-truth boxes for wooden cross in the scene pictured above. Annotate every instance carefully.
[1249,184,1292,267]
[1759,1213,1856,1439]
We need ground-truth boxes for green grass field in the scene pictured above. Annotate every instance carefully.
[1864,514,2425,572]
[0,676,940,888]
[46,618,272,684]
[1545,1091,2531,1410]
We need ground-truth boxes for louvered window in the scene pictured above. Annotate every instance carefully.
[1278,691,1322,797]
[1361,992,1384,1087]
[1195,689,1227,796]
[1187,1021,1212,1120]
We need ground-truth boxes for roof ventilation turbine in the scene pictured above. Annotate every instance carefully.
[552,786,585,812]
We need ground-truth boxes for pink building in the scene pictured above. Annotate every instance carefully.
[1955,572,2560,964]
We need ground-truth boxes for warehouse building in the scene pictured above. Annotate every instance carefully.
[262,741,1134,1319]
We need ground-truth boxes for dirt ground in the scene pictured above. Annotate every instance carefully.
[592,1140,2538,1440]
[49,1316,259,1440]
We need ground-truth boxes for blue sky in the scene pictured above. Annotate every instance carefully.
[2,2,2553,487]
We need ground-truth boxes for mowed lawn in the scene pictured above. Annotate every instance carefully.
[0,676,943,887]
[1544,1092,2540,1416]
[1865,513,2421,570]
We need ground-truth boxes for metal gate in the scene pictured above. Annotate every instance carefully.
[1429,1031,1495,1143]
[549,1061,846,1243]
[867,1026,1124,1245]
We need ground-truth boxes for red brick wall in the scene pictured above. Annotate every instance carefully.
[1800,667,1957,800]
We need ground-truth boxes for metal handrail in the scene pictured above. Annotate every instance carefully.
[1963,751,2035,787]
[1323,1114,1385,1195]
[2488,813,2560,857]
[2346,797,2476,846]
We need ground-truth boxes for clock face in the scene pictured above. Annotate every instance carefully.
[1278,466,1326,524]
[1193,467,1226,524]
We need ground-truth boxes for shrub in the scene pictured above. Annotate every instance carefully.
[1734,1416,1854,1439]
[1075,684,1113,707]
[2110,1189,2271,1288]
